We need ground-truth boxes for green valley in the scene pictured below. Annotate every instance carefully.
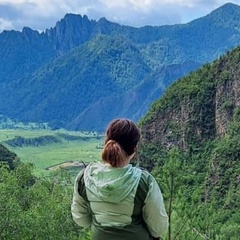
[0,129,103,175]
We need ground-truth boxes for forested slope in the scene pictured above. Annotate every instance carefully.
[138,46,240,239]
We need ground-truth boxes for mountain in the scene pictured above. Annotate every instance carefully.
[68,61,200,130]
[1,3,240,131]
[138,46,240,239]
[0,34,151,127]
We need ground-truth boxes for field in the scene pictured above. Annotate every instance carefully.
[0,129,103,175]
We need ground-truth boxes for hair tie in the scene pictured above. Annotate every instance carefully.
[106,139,117,144]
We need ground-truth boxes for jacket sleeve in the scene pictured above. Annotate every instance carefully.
[142,176,169,238]
[71,170,92,228]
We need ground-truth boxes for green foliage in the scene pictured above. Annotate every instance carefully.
[139,46,240,239]
[154,148,184,240]
[0,163,85,240]
[138,143,167,171]
[0,143,20,170]
[141,138,240,239]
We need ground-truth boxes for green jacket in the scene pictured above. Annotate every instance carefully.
[71,162,168,240]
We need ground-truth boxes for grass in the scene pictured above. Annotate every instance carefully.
[0,129,103,175]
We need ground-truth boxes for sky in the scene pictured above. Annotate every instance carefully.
[0,0,240,32]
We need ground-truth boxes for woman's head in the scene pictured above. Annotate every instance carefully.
[102,118,140,167]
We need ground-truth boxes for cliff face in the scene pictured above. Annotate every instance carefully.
[215,57,240,137]
[46,14,95,55]
[138,45,240,240]
[140,47,240,150]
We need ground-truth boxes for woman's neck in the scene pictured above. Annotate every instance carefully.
[103,153,135,167]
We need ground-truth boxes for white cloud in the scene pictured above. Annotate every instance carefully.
[0,17,13,31]
[0,0,26,3]
[0,0,240,32]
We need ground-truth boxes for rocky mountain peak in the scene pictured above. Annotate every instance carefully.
[22,27,40,41]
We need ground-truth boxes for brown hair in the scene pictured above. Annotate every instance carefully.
[102,118,140,167]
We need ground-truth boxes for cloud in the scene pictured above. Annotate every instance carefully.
[71,0,185,26]
[62,0,240,26]
[0,17,13,31]
[0,0,240,32]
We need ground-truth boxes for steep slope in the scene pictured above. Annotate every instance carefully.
[140,46,240,147]
[138,3,240,67]
[68,61,200,131]
[138,46,240,239]
[0,14,119,84]
[0,28,54,83]
[0,35,151,127]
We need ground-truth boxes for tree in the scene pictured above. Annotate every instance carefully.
[0,143,20,170]
[152,147,186,240]
[0,163,85,239]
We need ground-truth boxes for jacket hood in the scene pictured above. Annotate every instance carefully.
[84,162,142,203]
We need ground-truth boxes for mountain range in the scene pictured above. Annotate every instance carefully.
[1,3,240,131]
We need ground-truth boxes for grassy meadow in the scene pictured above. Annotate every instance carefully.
[0,129,103,175]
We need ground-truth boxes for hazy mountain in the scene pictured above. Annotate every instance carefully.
[68,61,200,131]
[1,3,240,130]
[0,35,151,126]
